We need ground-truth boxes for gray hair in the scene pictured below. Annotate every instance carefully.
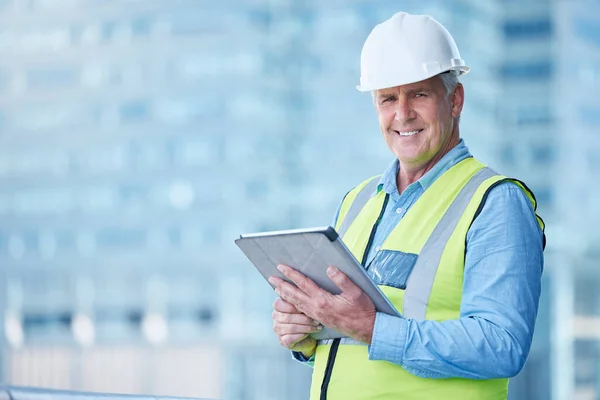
[439,70,460,95]
[440,71,461,123]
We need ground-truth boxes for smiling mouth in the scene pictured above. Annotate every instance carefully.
[394,129,423,137]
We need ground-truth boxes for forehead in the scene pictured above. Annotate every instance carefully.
[376,75,442,96]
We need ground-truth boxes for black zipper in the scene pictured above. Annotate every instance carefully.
[319,193,390,400]
[319,338,340,400]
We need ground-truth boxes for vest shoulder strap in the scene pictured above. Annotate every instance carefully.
[336,175,380,237]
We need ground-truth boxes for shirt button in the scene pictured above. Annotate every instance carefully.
[395,207,403,214]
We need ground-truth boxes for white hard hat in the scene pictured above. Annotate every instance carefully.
[357,12,470,92]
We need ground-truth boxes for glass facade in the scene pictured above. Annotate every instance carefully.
[0,0,597,399]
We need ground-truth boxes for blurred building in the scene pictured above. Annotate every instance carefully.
[0,0,598,400]
[0,0,311,398]
[553,2,600,400]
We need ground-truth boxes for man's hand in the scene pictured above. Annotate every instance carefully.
[268,264,376,344]
[272,297,320,358]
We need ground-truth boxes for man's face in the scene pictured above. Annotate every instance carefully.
[374,75,464,169]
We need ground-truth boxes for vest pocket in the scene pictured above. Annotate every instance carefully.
[366,249,418,290]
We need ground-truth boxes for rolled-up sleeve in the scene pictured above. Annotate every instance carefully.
[368,182,544,379]
[292,351,315,367]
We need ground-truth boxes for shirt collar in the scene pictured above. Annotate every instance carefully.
[377,139,472,196]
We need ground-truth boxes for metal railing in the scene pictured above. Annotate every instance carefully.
[0,386,214,400]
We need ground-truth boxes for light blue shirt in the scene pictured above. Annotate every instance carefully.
[294,140,545,380]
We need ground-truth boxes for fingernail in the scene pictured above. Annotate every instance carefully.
[327,267,338,276]
[276,265,284,272]
[268,278,275,285]
[316,325,323,330]
[313,320,320,326]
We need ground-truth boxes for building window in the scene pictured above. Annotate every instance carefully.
[81,64,106,87]
[101,20,117,42]
[531,145,555,165]
[0,69,6,92]
[516,106,552,126]
[245,180,268,199]
[13,188,74,214]
[534,187,552,208]
[589,151,600,173]
[29,0,86,11]
[96,227,146,249]
[119,99,150,122]
[56,230,76,252]
[131,16,152,37]
[176,138,212,166]
[168,181,195,210]
[19,27,71,53]
[76,231,96,255]
[80,24,101,46]
[80,185,118,212]
[166,11,218,36]
[168,227,181,247]
[574,17,600,47]
[14,103,90,131]
[80,145,126,173]
[579,107,600,127]
[503,18,552,40]
[153,98,205,124]
[499,61,553,80]
[128,140,165,169]
[7,235,25,259]
[0,193,9,214]
[499,144,516,166]
[5,149,71,176]
[26,66,77,90]
[119,183,148,205]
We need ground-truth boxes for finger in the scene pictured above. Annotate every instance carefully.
[327,266,362,299]
[269,276,310,305]
[268,276,285,288]
[275,279,312,308]
[273,297,299,314]
[277,264,323,296]
[279,333,307,349]
[272,309,320,326]
[274,321,322,336]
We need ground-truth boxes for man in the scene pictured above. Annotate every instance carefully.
[268,12,545,400]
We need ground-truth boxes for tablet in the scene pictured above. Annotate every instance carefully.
[235,226,401,340]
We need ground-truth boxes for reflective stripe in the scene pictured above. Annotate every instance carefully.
[318,337,364,346]
[403,167,498,320]
[338,177,380,238]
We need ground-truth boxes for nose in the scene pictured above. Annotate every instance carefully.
[394,98,415,121]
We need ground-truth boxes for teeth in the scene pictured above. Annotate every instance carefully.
[398,130,420,137]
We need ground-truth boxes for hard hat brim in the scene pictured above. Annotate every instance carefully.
[356,66,470,92]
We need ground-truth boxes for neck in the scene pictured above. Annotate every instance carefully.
[396,132,460,194]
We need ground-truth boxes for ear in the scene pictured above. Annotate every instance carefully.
[451,83,464,118]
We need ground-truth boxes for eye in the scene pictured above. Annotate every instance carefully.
[381,96,395,104]
[415,92,428,98]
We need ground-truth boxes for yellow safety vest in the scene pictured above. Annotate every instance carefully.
[309,157,545,400]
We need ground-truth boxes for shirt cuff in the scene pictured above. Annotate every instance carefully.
[368,312,408,363]
[292,350,315,367]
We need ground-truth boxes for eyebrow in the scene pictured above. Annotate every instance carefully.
[377,87,433,99]
[407,87,433,94]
